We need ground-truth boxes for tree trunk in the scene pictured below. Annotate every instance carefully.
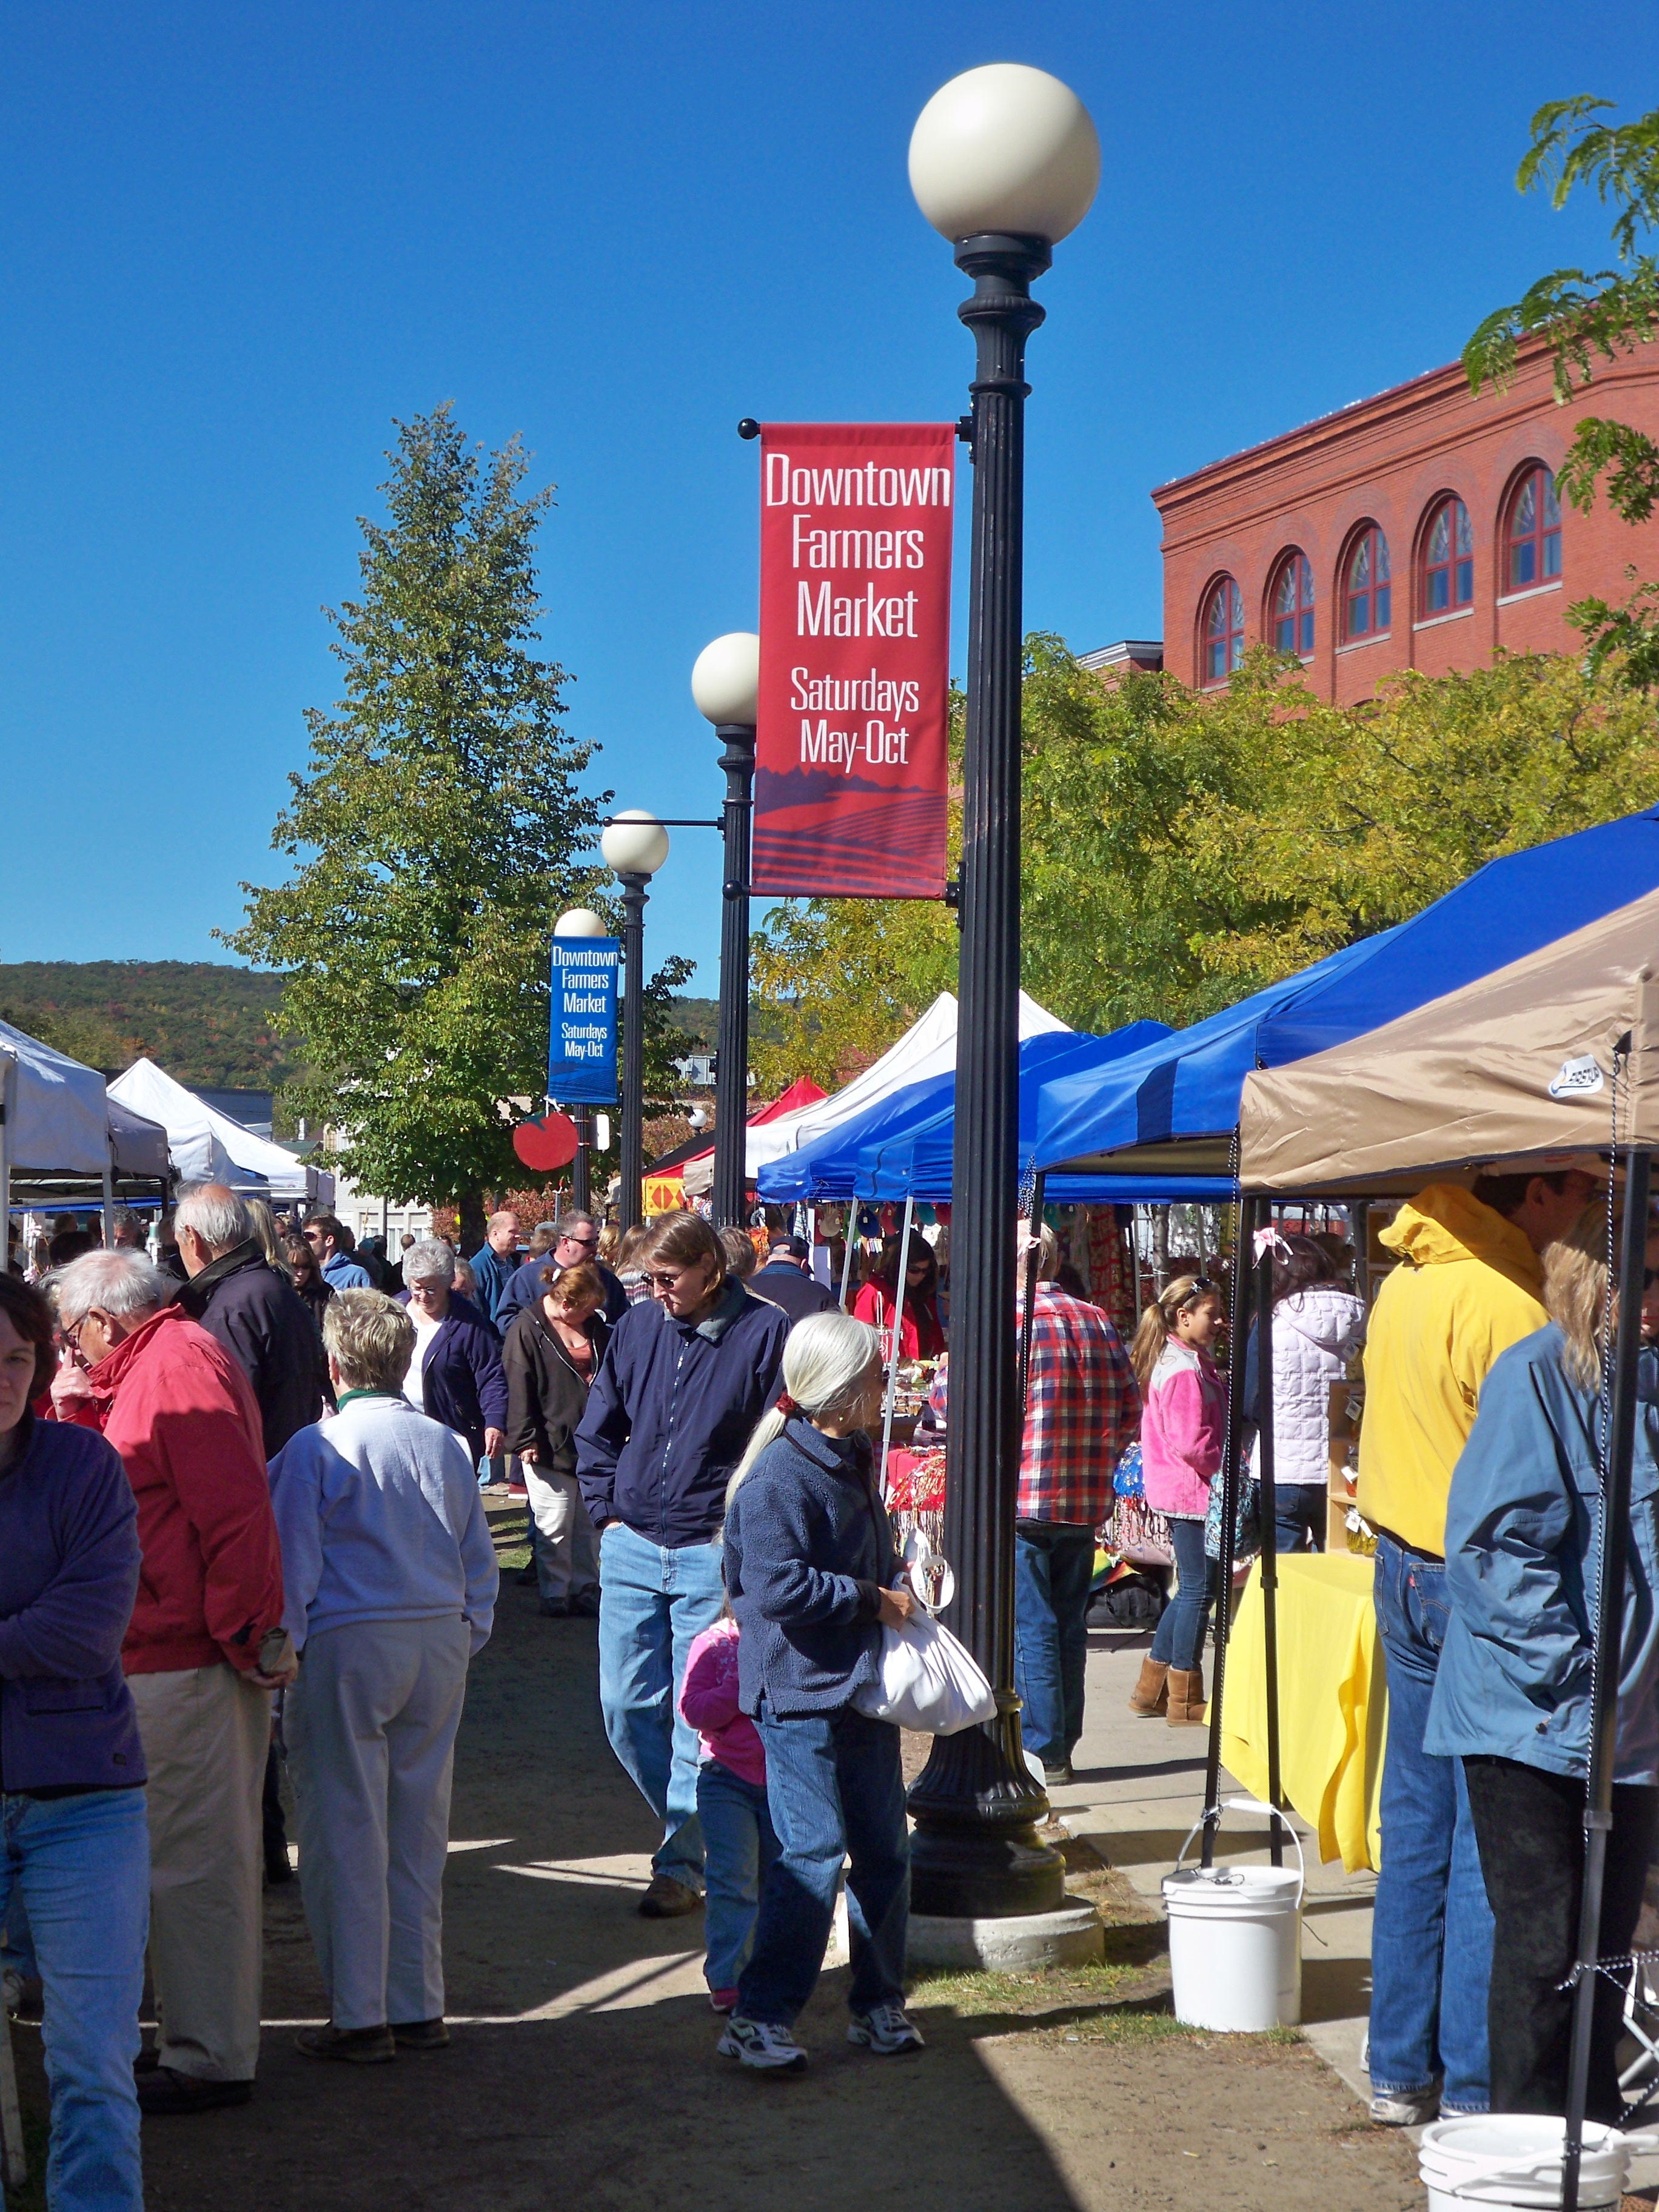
[457,1191,486,1256]
[1152,1206,1170,1293]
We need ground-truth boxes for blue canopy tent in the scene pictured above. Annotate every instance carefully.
[854,1023,1222,1201]
[1034,802,1659,1184]
[757,1024,1173,1207]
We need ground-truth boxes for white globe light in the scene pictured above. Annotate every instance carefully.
[909,64,1099,245]
[691,632,760,725]
[554,907,607,937]
[600,809,671,877]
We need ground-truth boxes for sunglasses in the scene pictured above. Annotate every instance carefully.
[643,1270,689,1290]
[1170,1277,1218,1310]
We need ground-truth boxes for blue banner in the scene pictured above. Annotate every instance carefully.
[547,937,620,1105]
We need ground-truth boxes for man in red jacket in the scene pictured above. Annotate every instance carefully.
[52,1250,294,2117]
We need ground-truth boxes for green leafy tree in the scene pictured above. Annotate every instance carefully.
[1464,96,1659,676]
[226,405,608,1247]
[751,638,1659,1070]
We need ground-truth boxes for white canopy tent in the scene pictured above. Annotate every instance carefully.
[0,1019,118,1242]
[680,990,1070,1198]
[109,1057,332,1205]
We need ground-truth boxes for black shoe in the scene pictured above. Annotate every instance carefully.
[569,1587,602,1619]
[637,1872,702,1920]
[295,2023,396,2064]
[390,2017,449,2051]
[1042,1761,1074,1786]
[138,2067,254,2116]
[265,1856,295,1886]
[538,1598,569,1618]
[516,1563,538,1587]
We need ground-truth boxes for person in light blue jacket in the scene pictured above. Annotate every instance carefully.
[1426,1203,1659,2124]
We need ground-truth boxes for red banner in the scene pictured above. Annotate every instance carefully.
[754,423,953,899]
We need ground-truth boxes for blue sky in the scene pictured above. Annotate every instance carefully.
[1,2,1647,990]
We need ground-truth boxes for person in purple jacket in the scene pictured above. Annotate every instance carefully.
[0,1275,149,2212]
[395,1239,509,1473]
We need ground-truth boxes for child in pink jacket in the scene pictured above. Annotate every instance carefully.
[677,1615,779,2011]
[1127,1275,1226,1726]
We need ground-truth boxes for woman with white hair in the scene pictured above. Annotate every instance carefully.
[268,1290,499,2062]
[717,1312,922,2074]
[395,1238,508,1476]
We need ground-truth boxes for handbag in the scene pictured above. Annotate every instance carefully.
[1112,1440,1144,1500]
[1203,1442,1261,1564]
[850,1609,997,1735]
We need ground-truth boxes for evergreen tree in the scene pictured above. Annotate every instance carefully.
[227,405,608,1245]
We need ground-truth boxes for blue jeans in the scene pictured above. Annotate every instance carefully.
[1013,1522,1096,1765]
[1149,1516,1213,1671]
[0,1787,149,2212]
[1273,1484,1326,1556]
[697,1759,780,1991]
[597,1521,726,1885]
[1370,1533,1493,2113]
[739,1701,909,2028]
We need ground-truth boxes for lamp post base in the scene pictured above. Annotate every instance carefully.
[906,1700,1067,1919]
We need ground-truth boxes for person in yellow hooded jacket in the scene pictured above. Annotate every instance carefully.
[1358,1170,1595,2128]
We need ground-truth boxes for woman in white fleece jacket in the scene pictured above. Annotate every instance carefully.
[269,1290,498,2065]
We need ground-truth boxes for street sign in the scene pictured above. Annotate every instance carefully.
[548,935,620,1105]
[753,422,954,899]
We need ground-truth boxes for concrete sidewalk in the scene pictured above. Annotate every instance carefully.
[1057,1625,1376,2105]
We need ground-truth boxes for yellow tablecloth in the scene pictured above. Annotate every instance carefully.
[1217,1549,1387,1873]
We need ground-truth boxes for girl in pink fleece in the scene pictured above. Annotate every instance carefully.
[677,1615,779,2011]
[1127,1275,1226,1725]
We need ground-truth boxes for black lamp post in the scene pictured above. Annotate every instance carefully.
[600,811,670,1233]
[692,633,761,1231]
[553,905,608,1214]
[903,64,1101,1920]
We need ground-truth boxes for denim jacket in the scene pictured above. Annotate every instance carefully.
[1425,1322,1659,1785]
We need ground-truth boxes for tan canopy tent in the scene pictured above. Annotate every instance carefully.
[1237,886,1659,1195]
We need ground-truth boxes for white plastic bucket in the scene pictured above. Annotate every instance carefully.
[1416,2116,1648,2211]
[1161,1796,1303,2031]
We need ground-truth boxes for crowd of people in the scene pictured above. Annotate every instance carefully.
[4,1162,1657,2194]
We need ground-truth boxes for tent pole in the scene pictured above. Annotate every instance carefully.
[1202,1190,1255,1867]
[839,1202,860,1310]
[1255,1211,1284,1868]
[101,1161,115,1249]
[877,1197,916,1494]
[0,1054,12,1276]
[1563,1145,1651,2212]
[1018,1172,1045,1413]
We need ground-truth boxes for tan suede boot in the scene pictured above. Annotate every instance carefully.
[1127,1657,1169,1717]
[1165,1667,1207,1726]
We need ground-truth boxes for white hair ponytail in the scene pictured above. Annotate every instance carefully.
[725,1311,883,1510]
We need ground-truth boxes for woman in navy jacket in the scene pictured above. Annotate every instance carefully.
[0,1275,149,2211]
[718,1310,923,2074]
[397,1238,508,1467]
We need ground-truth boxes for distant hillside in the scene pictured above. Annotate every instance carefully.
[0,962,297,1089]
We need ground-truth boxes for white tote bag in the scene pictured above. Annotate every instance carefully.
[850,1610,997,1735]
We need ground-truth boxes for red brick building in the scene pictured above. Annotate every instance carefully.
[1153,346,1659,704]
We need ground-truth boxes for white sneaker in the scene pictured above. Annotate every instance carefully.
[717,2016,808,2073]
[848,2002,925,2055]
[1369,2087,1439,2126]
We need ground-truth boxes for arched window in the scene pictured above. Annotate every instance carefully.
[1343,525,1391,640]
[1270,552,1315,657]
[1421,497,1473,615]
[1202,576,1244,682]
[1505,466,1562,591]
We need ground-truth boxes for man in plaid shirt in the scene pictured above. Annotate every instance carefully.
[1014,1223,1140,1785]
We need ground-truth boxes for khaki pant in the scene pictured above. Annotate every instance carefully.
[525,1463,600,1605]
[129,1662,270,2083]
[285,1617,469,2031]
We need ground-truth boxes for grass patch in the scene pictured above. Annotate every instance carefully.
[909,1957,1158,2014]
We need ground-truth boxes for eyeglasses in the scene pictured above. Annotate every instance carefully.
[560,1233,599,1252]
[643,1270,686,1290]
